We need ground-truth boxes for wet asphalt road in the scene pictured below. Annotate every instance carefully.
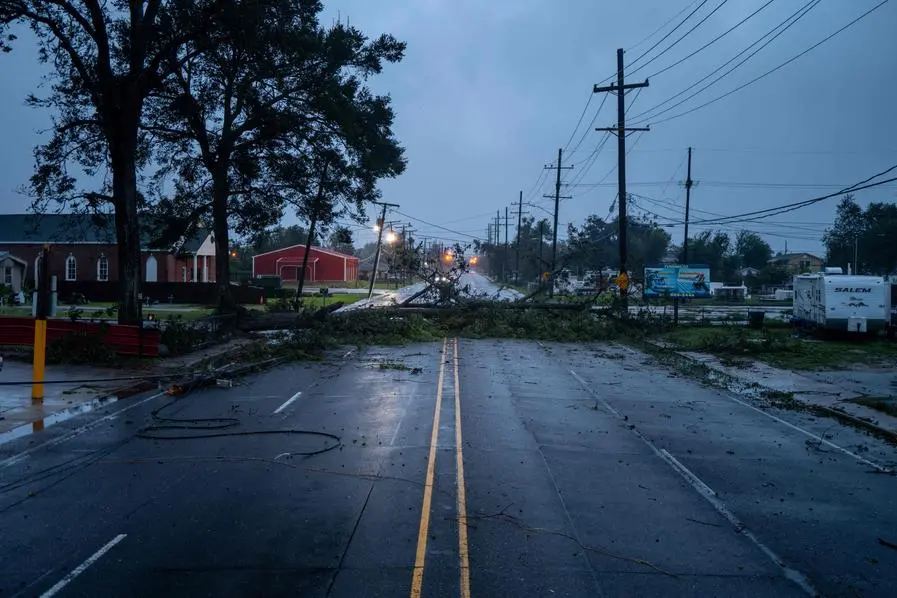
[1,339,897,597]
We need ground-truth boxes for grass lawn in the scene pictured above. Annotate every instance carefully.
[147,308,216,322]
[280,280,402,290]
[660,325,897,371]
[244,293,366,312]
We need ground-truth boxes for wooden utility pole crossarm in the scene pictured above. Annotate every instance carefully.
[544,148,573,297]
[594,48,649,308]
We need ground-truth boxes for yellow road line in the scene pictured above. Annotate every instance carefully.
[454,337,471,598]
[410,338,448,598]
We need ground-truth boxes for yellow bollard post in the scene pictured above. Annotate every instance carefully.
[32,245,50,404]
[32,318,47,403]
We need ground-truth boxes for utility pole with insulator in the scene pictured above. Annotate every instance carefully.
[674,146,693,325]
[594,48,649,309]
[514,190,523,285]
[368,201,399,299]
[543,148,573,297]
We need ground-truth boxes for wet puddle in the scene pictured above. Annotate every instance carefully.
[0,394,121,447]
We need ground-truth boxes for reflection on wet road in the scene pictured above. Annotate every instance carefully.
[1,340,896,597]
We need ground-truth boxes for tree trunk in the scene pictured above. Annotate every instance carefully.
[295,162,329,305]
[212,183,235,312]
[295,213,317,302]
[110,140,142,326]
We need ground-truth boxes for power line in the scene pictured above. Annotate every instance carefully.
[567,93,609,159]
[562,91,594,153]
[687,165,897,226]
[566,86,645,189]
[647,0,892,125]
[626,0,711,71]
[629,0,705,51]
[646,0,776,79]
[629,0,821,124]
[393,209,480,240]
[632,193,832,234]
[523,167,550,203]
[628,198,825,242]
[628,0,732,77]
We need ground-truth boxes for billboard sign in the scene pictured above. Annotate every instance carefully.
[643,265,711,298]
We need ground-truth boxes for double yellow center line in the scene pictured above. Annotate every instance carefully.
[410,338,470,598]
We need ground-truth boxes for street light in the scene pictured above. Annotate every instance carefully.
[386,230,398,244]
[524,202,554,218]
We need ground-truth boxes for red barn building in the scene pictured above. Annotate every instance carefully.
[252,245,359,283]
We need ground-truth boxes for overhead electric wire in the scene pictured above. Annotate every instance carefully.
[566,86,645,190]
[632,193,831,234]
[646,0,892,125]
[626,0,711,71]
[628,0,732,77]
[523,168,550,203]
[393,209,480,240]
[684,164,897,226]
[628,198,824,241]
[629,0,706,52]
[567,93,609,159]
[629,0,821,124]
[646,0,777,79]
[562,91,594,153]
[593,0,704,90]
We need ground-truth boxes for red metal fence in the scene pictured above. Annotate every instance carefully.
[0,317,161,357]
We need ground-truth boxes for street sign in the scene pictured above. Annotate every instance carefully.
[616,272,629,291]
[319,287,329,297]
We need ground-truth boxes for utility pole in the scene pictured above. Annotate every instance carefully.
[683,147,693,264]
[368,201,399,299]
[515,190,523,285]
[496,210,502,280]
[401,224,407,287]
[504,206,510,282]
[674,147,693,325]
[538,221,544,286]
[543,148,573,297]
[595,48,649,308]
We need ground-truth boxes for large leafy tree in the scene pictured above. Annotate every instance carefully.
[734,230,773,270]
[823,194,897,274]
[680,230,734,281]
[328,225,355,256]
[565,213,670,279]
[823,195,865,271]
[252,224,308,254]
[145,0,405,309]
[0,0,220,324]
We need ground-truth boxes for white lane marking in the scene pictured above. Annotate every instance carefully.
[40,534,127,597]
[2,392,167,469]
[659,449,717,497]
[570,369,818,597]
[390,415,404,446]
[273,391,302,415]
[569,371,620,417]
[722,393,889,473]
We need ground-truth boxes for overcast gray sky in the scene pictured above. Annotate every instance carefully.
[2,0,896,256]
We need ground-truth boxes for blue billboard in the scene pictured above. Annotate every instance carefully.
[644,265,711,298]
